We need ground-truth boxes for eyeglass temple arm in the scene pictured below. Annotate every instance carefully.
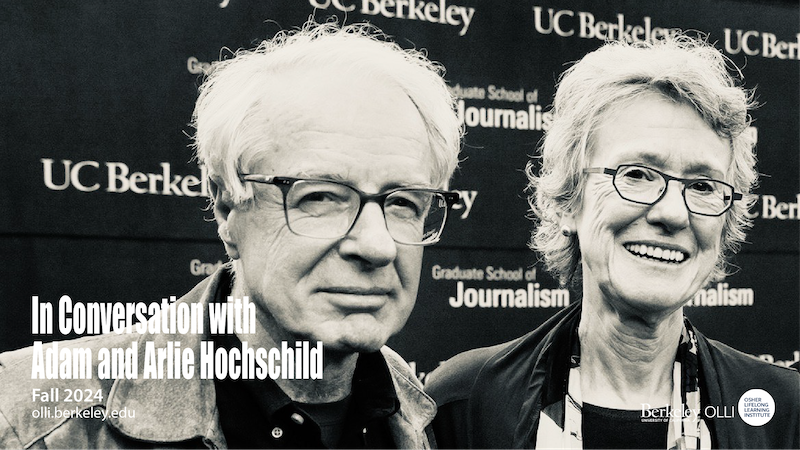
[240,174,298,188]
[582,167,617,176]
[240,174,273,183]
[728,192,743,201]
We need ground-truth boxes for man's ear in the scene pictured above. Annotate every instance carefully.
[210,179,240,260]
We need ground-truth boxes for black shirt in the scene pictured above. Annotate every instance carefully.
[582,403,669,449]
[211,272,400,448]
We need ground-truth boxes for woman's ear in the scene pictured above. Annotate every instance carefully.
[559,212,577,236]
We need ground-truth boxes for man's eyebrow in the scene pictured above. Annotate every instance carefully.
[382,182,435,190]
[293,171,434,190]
[292,171,348,182]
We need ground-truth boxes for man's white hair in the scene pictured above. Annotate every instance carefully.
[192,21,462,206]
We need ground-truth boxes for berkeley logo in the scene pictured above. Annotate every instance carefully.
[309,0,476,36]
[745,194,800,221]
[532,7,678,43]
[41,159,210,197]
[723,29,800,60]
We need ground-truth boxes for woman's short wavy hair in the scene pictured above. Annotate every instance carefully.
[192,21,462,204]
[526,33,758,287]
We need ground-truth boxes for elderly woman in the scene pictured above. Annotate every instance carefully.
[426,34,799,449]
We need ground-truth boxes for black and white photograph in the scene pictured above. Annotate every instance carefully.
[0,1,798,448]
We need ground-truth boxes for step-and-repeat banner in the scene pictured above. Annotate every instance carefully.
[1,0,798,377]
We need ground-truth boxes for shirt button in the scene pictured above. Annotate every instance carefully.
[271,427,283,439]
[290,413,305,425]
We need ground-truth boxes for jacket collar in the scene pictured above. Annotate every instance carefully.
[537,303,582,407]
[382,346,437,446]
[106,268,227,448]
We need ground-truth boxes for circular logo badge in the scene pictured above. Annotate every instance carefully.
[738,389,775,426]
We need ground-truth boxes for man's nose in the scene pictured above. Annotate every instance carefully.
[338,202,398,267]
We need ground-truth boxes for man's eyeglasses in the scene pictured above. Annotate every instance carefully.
[240,174,461,245]
[583,164,742,217]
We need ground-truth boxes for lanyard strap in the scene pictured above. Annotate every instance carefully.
[535,321,711,449]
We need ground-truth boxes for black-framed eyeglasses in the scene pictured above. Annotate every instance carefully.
[583,164,742,217]
[240,174,461,245]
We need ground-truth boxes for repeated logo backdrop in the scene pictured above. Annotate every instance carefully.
[1,0,798,376]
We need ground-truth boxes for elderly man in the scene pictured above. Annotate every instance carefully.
[0,22,461,448]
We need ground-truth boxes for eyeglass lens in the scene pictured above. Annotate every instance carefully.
[613,165,733,215]
[284,180,447,244]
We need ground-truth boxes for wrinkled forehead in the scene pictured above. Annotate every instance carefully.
[274,67,425,137]
[584,90,730,160]
[239,66,436,181]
